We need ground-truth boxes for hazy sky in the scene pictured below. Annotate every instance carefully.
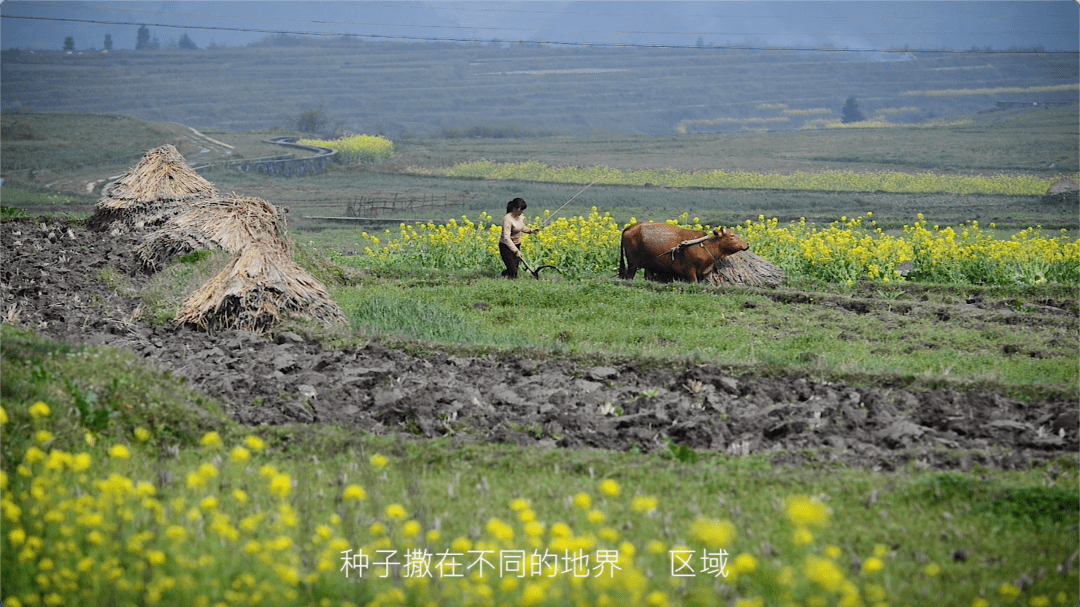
[2,1,1077,52]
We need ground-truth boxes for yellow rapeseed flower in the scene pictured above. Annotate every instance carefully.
[520,582,545,607]
[29,401,51,418]
[631,495,658,513]
[370,453,389,469]
[549,522,571,538]
[803,555,845,592]
[599,479,620,497]
[524,521,545,537]
[269,473,291,499]
[572,492,592,510]
[200,432,223,449]
[34,430,53,445]
[8,527,26,547]
[343,485,367,501]
[164,525,186,542]
[134,427,151,442]
[733,553,758,574]
[793,527,814,546]
[385,504,406,520]
[785,495,830,528]
[998,583,1021,600]
[646,590,670,607]
[689,518,736,550]
[108,444,130,459]
[861,556,884,574]
[485,518,514,542]
[244,435,265,452]
[229,446,250,463]
[0,406,8,424]
[145,550,167,566]
[402,520,422,538]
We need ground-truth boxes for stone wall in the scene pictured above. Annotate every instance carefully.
[196,137,337,178]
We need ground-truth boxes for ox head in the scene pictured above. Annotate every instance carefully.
[710,227,749,256]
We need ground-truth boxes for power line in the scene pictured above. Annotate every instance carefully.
[9,6,1075,38]
[2,14,1074,54]
[22,0,1071,25]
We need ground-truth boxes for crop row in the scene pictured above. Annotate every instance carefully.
[419,160,1070,195]
[339,210,1077,287]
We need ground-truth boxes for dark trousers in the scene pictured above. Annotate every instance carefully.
[499,243,520,278]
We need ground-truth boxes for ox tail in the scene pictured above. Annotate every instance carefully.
[618,230,628,279]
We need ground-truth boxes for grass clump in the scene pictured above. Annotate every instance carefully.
[137,250,231,325]
[0,325,231,459]
[914,471,1079,527]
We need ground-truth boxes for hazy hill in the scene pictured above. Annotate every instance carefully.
[1,37,1076,138]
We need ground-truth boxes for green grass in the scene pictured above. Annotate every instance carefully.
[0,185,83,207]
[332,277,1079,392]
[135,250,232,325]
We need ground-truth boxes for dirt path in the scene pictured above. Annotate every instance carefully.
[2,216,1076,469]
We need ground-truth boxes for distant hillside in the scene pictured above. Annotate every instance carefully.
[1,38,1076,138]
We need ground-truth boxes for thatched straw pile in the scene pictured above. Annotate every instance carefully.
[708,250,786,287]
[87,144,218,234]
[1043,177,1079,205]
[136,194,290,271]
[175,241,345,332]
[85,141,345,331]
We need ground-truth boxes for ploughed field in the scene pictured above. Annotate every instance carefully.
[3,216,1076,470]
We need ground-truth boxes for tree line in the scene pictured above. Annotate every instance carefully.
[62,26,197,51]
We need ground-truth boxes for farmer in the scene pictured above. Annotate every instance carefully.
[499,197,541,279]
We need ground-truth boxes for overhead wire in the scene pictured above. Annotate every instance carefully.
[2,11,1075,54]
[18,0,1070,26]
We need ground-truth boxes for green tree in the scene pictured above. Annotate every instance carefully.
[63,37,75,52]
[295,107,330,135]
[136,25,150,50]
[841,96,866,123]
[104,34,113,51]
[178,34,197,50]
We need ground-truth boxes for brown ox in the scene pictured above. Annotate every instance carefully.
[619,222,749,284]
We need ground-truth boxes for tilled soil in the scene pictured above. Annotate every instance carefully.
[2,216,1077,469]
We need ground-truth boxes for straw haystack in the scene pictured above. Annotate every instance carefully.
[708,250,786,287]
[88,144,218,234]
[175,241,345,332]
[1043,177,1079,205]
[136,194,289,272]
